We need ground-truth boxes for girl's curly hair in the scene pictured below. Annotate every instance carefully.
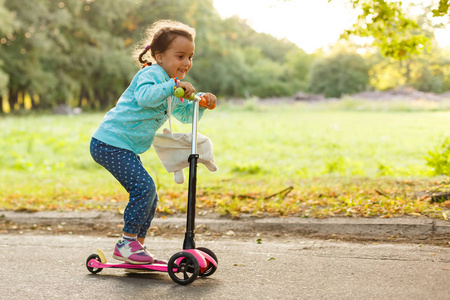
[134,20,196,67]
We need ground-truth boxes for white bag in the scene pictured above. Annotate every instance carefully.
[152,97,217,184]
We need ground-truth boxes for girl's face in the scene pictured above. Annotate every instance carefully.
[156,36,195,79]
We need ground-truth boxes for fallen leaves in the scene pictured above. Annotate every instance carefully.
[1,178,448,220]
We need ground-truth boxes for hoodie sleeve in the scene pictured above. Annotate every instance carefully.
[171,97,206,124]
[134,68,176,108]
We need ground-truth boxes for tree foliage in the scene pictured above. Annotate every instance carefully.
[1,0,450,112]
[0,0,15,94]
[369,47,450,92]
[308,52,370,98]
[0,0,309,112]
[339,0,450,59]
[432,0,450,16]
[344,0,428,59]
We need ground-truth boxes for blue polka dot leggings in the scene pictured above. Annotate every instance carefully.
[90,137,158,238]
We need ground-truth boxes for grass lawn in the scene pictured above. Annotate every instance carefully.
[1,99,450,219]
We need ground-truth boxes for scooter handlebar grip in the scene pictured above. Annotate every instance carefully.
[199,96,215,109]
[174,87,195,100]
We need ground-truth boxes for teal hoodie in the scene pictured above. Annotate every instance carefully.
[92,64,205,154]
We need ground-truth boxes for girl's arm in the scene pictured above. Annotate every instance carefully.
[172,91,216,124]
[134,69,175,108]
[172,98,206,124]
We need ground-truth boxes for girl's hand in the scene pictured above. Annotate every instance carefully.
[202,93,217,110]
[177,81,195,99]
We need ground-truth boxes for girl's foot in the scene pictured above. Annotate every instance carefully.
[113,239,154,264]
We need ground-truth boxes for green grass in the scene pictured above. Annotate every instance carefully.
[1,100,449,219]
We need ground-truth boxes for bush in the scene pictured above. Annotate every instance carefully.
[308,53,369,98]
[425,137,450,176]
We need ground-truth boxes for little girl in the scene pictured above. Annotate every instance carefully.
[90,20,217,264]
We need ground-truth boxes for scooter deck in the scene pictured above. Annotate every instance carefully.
[87,248,217,273]
[87,259,170,272]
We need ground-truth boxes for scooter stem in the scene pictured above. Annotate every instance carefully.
[183,99,201,250]
[191,100,199,154]
[183,153,198,249]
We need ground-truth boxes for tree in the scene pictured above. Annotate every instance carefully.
[308,52,369,97]
[0,0,15,107]
[337,0,450,60]
[189,14,310,98]
[432,0,450,16]
[285,49,315,92]
[10,0,450,111]
[369,47,450,93]
[0,0,139,110]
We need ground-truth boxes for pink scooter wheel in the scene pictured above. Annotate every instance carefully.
[168,251,199,285]
[197,247,218,277]
[86,254,103,274]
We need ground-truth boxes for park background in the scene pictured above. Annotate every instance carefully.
[1,0,450,220]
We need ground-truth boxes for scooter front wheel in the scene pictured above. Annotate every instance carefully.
[168,252,199,285]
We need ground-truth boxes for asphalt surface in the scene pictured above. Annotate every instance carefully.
[1,234,449,300]
[1,211,449,299]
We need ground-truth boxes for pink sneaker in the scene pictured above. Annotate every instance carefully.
[113,239,154,264]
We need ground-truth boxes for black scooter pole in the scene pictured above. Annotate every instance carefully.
[183,153,198,249]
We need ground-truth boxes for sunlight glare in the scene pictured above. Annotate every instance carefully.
[213,0,450,52]
[213,0,357,53]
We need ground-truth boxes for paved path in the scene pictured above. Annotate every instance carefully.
[2,211,449,245]
[1,234,449,300]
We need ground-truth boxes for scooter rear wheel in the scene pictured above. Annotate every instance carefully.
[197,247,218,277]
[86,254,103,274]
[168,252,199,285]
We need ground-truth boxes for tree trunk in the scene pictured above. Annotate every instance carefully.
[404,60,411,86]
[8,89,17,112]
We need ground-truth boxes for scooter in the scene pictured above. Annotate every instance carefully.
[86,88,218,285]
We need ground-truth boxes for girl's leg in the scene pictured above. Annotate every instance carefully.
[90,138,158,241]
[120,160,158,237]
[137,193,159,242]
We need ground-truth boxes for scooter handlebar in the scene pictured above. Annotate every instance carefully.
[174,87,215,109]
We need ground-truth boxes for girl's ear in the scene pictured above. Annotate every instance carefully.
[154,52,162,64]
